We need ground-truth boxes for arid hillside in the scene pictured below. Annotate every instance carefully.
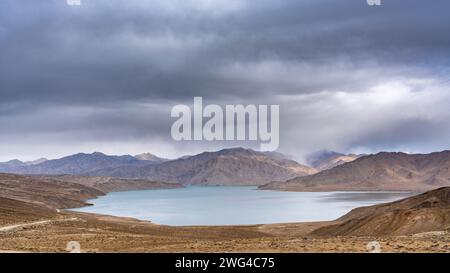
[262,151,450,191]
[0,173,104,209]
[311,187,450,236]
[0,173,182,209]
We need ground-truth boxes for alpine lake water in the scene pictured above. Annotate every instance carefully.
[71,186,413,226]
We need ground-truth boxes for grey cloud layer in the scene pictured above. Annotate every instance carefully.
[1,0,450,160]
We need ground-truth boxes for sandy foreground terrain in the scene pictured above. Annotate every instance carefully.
[1,208,449,253]
[0,173,449,253]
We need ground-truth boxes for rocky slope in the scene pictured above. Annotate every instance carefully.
[89,148,317,185]
[261,151,450,191]
[311,187,450,236]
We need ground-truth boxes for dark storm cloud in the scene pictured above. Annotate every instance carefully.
[2,0,449,104]
[1,0,450,160]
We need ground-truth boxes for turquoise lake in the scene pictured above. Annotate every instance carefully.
[71,186,413,226]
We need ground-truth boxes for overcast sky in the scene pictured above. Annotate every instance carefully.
[1,0,450,162]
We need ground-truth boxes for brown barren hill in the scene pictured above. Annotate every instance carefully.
[0,197,57,226]
[0,173,105,209]
[311,187,450,236]
[0,173,183,210]
[35,175,183,193]
[261,151,450,191]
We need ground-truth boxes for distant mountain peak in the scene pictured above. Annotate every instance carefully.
[134,153,168,163]
[306,150,361,171]
[7,159,24,164]
[216,147,252,154]
[24,158,48,166]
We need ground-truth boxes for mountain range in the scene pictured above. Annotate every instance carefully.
[87,148,317,185]
[0,152,165,175]
[261,151,450,191]
[0,148,316,186]
[4,149,450,190]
